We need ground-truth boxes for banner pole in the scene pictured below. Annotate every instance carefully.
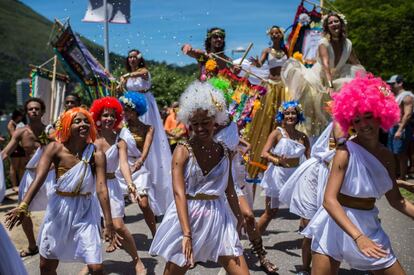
[103,0,110,72]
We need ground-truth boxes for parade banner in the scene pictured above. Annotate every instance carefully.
[51,22,111,98]
[83,0,131,24]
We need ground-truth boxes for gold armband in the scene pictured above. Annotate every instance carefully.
[18,202,31,217]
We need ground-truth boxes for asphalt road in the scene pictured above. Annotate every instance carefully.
[1,186,413,275]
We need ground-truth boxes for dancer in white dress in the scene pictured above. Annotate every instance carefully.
[214,121,278,274]
[119,91,158,237]
[90,97,146,274]
[303,74,414,274]
[279,122,344,274]
[281,12,365,138]
[119,49,173,215]
[1,98,48,258]
[5,107,118,274]
[257,101,310,234]
[149,81,248,275]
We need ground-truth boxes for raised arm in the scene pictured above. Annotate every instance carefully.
[5,142,59,230]
[323,147,388,259]
[171,145,193,265]
[251,49,269,68]
[181,44,208,61]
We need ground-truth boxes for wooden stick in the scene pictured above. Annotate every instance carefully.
[239,43,253,65]
[50,55,58,123]
[210,52,268,83]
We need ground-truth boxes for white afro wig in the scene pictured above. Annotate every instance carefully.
[177,81,228,126]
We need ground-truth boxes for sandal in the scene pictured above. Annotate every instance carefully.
[250,238,279,274]
[20,246,39,258]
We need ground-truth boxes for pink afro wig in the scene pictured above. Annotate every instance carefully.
[89,97,123,129]
[332,73,400,133]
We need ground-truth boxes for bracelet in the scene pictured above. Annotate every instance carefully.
[18,202,31,217]
[327,80,334,89]
[183,234,192,240]
[127,183,135,192]
[353,233,363,242]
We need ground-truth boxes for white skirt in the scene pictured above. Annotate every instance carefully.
[261,164,297,208]
[302,206,397,271]
[149,198,243,267]
[38,193,102,264]
[105,178,125,218]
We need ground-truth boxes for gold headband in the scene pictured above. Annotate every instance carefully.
[210,92,224,112]
[208,29,225,38]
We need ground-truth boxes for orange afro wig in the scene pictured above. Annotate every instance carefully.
[90,97,123,129]
[54,107,97,143]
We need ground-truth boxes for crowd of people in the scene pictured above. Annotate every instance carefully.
[0,11,413,275]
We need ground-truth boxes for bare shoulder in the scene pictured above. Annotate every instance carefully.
[403,94,414,104]
[172,143,190,166]
[332,144,350,166]
[93,137,105,151]
[93,148,106,165]
[376,145,395,171]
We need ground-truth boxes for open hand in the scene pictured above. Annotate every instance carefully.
[4,207,24,230]
[356,235,388,258]
[104,222,123,250]
[182,236,194,267]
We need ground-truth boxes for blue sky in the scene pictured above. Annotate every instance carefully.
[21,0,309,66]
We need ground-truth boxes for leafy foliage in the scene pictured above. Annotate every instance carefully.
[330,0,414,87]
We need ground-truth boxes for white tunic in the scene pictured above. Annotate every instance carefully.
[302,141,397,270]
[261,127,306,208]
[18,147,55,211]
[115,128,156,210]
[38,144,102,264]
[126,75,173,215]
[280,122,335,219]
[104,137,124,218]
[149,142,243,267]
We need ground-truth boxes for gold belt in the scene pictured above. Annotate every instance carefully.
[272,155,300,168]
[56,190,91,197]
[186,194,219,200]
[338,193,375,210]
[106,172,116,179]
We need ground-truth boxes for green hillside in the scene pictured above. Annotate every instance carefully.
[0,0,197,110]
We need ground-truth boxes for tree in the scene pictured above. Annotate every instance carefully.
[330,0,414,87]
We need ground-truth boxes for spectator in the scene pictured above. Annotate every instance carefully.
[387,75,414,180]
[164,102,188,152]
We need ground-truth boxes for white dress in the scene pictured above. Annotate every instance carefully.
[261,127,306,208]
[149,142,243,267]
[115,128,158,212]
[18,147,55,211]
[281,37,365,137]
[126,74,173,215]
[302,141,397,271]
[0,224,28,275]
[104,137,124,218]
[38,144,102,264]
[280,123,335,219]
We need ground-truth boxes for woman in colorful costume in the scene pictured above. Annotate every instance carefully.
[281,12,365,138]
[90,97,147,274]
[5,107,118,274]
[303,74,414,274]
[149,81,248,274]
[257,100,310,234]
[246,25,290,179]
[118,49,173,215]
[117,91,158,237]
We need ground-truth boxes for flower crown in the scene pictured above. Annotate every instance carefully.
[322,13,347,26]
[276,100,305,123]
[266,26,285,36]
[207,29,225,39]
[119,96,136,110]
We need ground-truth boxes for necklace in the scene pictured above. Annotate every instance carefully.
[270,48,285,59]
